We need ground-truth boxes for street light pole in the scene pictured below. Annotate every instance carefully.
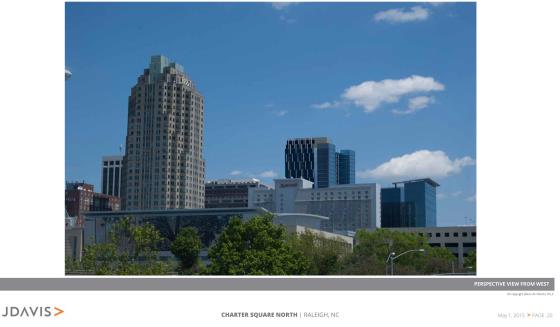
[386,248,425,275]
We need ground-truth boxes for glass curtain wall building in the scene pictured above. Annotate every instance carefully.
[381,178,439,227]
[285,137,337,189]
[285,138,354,189]
[336,150,355,185]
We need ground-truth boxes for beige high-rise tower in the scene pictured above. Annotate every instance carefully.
[122,55,205,210]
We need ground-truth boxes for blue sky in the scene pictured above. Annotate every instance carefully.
[65,2,476,226]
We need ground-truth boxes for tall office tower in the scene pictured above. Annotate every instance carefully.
[122,55,205,210]
[402,178,438,227]
[101,155,123,197]
[336,149,355,185]
[285,137,336,189]
[381,178,439,227]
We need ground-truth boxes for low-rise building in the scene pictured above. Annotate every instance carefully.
[205,178,271,208]
[65,181,120,225]
[82,207,352,264]
[65,216,83,261]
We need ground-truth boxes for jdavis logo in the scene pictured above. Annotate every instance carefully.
[1,306,64,318]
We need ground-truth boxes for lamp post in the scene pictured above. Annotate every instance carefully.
[386,248,425,275]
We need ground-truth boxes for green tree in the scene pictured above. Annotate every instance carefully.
[207,214,310,275]
[423,247,457,275]
[171,227,202,274]
[464,250,476,272]
[342,228,456,275]
[289,230,351,275]
[78,217,172,275]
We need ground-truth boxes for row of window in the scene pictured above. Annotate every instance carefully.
[417,231,476,238]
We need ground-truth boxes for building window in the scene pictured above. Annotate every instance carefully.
[436,233,441,237]
[444,232,450,237]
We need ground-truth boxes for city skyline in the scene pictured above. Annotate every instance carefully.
[65,2,476,226]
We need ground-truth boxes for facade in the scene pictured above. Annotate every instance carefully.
[65,217,83,260]
[285,137,337,189]
[248,178,381,233]
[381,178,439,227]
[122,55,205,210]
[205,178,271,208]
[285,137,355,188]
[65,181,120,225]
[336,150,355,185]
[389,226,476,268]
[101,155,123,197]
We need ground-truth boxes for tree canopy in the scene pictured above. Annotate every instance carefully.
[171,226,202,274]
[289,230,351,275]
[207,214,310,275]
[78,217,172,275]
[342,228,457,275]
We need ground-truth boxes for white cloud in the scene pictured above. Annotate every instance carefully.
[230,170,243,176]
[437,193,447,199]
[259,170,278,178]
[465,194,476,202]
[374,6,430,23]
[264,103,275,108]
[409,95,435,110]
[357,150,475,180]
[392,95,436,115]
[273,110,288,117]
[272,2,295,11]
[311,101,343,109]
[342,75,444,112]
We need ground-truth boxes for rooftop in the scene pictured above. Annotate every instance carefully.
[392,178,440,187]
[205,178,263,185]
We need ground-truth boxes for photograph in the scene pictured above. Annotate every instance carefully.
[64,2,476,276]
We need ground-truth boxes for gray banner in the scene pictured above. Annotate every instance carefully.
[0,278,554,291]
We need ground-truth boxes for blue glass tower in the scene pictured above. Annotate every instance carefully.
[403,179,438,227]
[336,150,355,185]
[315,142,337,188]
[381,178,439,227]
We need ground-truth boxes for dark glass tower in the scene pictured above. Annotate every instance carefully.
[316,142,336,188]
[336,149,355,185]
[285,137,336,188]
[381,178,439,227]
